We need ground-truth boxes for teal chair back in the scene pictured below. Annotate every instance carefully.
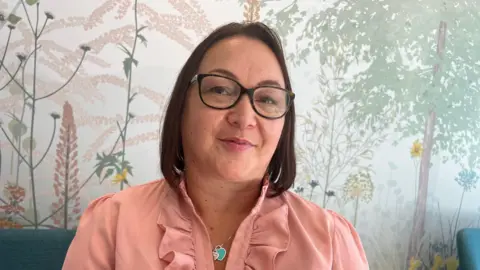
[457,228,480,270]
[0,229,75,270]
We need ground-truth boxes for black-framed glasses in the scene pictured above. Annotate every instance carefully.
[190,73,295,119]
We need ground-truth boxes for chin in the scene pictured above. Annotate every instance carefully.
[215,163,263,182]
[210,154,267,181]
[218,170,249,182]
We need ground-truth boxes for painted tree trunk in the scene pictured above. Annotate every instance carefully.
[407,110,436,260]
[406,20,446,263]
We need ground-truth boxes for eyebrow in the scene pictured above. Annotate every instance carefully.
[208,68,283,88]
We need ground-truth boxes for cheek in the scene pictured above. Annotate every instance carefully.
[182,97,223,144]
[261,120,284,150]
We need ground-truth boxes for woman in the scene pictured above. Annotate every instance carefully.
[62,22,369,270]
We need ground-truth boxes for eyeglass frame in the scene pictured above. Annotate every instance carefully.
[189,73,295,119]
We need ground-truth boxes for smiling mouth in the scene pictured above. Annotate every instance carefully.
[220,138,254,146]
[219,137,255,151]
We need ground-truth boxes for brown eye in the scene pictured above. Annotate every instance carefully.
[206,86,232,95]
[255,96,277,105]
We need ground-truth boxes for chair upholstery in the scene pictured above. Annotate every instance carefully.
[457,228,480,270]
[0,229,75,270]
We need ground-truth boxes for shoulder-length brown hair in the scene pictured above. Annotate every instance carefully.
[160,22,296,197]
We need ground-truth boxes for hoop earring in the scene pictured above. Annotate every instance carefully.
[269,167,282,184]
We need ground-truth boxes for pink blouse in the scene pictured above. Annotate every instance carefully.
[62,179,369,269]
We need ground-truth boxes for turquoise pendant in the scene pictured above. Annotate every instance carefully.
[213,245,227,261]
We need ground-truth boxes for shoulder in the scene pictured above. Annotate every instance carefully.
[104,179,169,203]
[63,179,173,269]
[86,179,170,213]
[74,179,173,231]
[282,190,334,226]
[282,191,369,268]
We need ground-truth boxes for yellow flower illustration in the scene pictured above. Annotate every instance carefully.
[410,139,423,158]
[431,254,442,270]
[408,257,422,270]
[112,168,128,184]
[444,256,459,270]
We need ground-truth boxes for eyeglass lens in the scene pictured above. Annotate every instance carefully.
[199,75,290,118]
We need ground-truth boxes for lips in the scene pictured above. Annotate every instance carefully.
[219,137,255,152]
[220,137,254,146]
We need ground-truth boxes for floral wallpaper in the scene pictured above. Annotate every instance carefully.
[1,0,479,269]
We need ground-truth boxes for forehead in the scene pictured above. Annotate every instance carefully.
[197,36,285,88]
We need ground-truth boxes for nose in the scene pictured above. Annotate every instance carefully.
[226,95,257,129]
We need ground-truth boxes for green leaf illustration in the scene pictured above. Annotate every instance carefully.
[138,34,148,47]
[137,25,147,33]
[94,165,103,178]
[121,160,134,176]
[122,58,138,78]
[22,137,36,153]
[7,14,21,25]
[118,44,132,57]
[104,168,115,180]
[8,83,23,95]
[26,0,38,5]
[94,152,124,182]
[7,119,27,141]
[123,58,132,78]
[128,92,138,103]
[113,151,124,158]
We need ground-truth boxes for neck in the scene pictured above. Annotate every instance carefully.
[184,170,263,218]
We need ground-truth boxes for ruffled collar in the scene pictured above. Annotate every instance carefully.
[156,180,195,269]
[156,176,290,269]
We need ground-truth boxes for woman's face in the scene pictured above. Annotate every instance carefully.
[181,36,286,182]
